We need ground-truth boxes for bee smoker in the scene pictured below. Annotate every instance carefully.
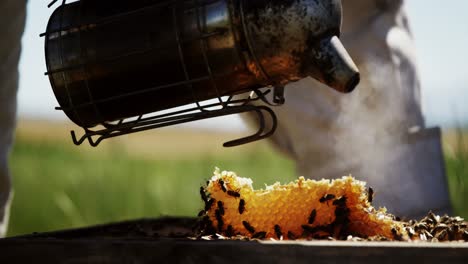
[42,0,359,147]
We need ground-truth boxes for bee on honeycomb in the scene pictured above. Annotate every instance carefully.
[199,168,408,240]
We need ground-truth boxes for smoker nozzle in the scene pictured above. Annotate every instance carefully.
[307,36,360,93]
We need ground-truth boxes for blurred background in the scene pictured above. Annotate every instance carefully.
[7,0,468,236]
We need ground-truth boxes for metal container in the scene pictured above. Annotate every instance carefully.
[43,0,359,145]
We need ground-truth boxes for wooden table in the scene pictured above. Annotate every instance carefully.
[1,217,467,264]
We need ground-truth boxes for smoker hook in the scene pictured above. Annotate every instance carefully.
[223,105,277,147]
[71,130,88,146]
[71,130,102,147]
[222,107,266,147]
[69,103,278,148]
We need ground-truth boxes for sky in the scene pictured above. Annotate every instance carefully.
[16,0,468,130]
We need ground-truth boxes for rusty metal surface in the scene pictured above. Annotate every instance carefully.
[42,0,359,147]
[1,218,468,264]
[241,0,359,92]
[44,0,358,127]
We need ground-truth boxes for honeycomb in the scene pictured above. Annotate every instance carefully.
[199,168,408,240]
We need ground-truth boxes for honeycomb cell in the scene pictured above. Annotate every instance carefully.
[200,168,407,240]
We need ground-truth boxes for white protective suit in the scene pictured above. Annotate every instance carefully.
[247,0,452,219]
[0,0,27,237]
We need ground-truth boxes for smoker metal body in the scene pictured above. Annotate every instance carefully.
[43,0,359,146]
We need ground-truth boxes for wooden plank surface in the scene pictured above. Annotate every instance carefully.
[1,218,467,264]
[1,238,468,264]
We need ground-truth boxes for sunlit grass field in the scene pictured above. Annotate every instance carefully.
[6,120,468,236]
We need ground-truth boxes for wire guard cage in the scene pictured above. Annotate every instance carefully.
[41,0,285,147]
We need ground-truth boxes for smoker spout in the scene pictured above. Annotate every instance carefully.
[307,36,360,93]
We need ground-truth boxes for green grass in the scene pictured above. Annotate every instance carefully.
[445,128,468,217]
[6,129,468,237]
[7,135,295,236]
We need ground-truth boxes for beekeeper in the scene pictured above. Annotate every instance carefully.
[0,0,27,237]
[246,0,452,219]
